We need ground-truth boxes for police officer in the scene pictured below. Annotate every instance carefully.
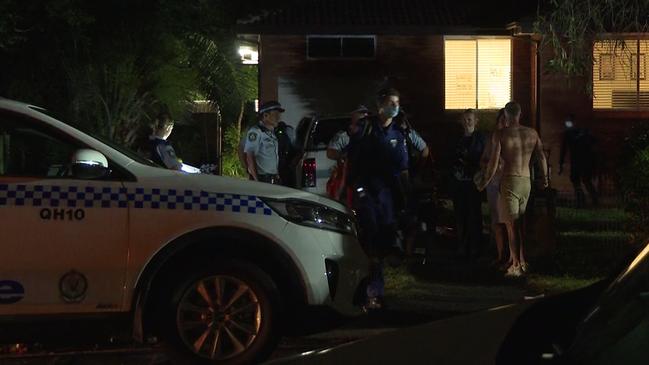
[149,112,183,170]
[244,101,284,184]
[347,88,410,310]
[327,105,369,161]
[275,120,296,186]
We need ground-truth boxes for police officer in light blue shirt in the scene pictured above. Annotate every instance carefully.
[327,105,369,161]
[244,101,284,184]
[408,129,427,155]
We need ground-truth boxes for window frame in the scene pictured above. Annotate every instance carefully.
[593,37,649,112]
[306,35,376,60]
[0,110,135,181]
[443,36,513,111]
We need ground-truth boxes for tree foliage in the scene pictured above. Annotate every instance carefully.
[0,0,268,171]
[536,0,649,91]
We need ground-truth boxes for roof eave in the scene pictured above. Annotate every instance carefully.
[236,25,514,36]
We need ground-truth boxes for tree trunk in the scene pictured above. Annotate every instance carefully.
[236,100,244,136]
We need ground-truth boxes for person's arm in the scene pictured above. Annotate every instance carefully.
[409,129,429,169]
[534,132,549,188]
[559,131,567,174]
[479,133,493,169]
[326,148,343,160]
[421,146,430,159]
[157,144,183,170]
[246,152,258,180]
[477,131,501,191]
[327,131,348,161]
[243,129,261,180]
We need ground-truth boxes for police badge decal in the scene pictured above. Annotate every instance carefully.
[59,270,88,303]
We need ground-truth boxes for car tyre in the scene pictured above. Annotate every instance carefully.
[162,259,281,364]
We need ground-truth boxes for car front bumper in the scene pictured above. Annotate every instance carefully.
[281,223,369,316]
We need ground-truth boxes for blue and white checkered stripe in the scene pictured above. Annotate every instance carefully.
[0,184,272,216]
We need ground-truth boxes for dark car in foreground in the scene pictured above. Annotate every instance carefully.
[270,242,649,364]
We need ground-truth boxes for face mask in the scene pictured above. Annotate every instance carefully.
[565,121,574,128]
[383,105,399,118]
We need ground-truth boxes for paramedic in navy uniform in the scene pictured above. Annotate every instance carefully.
[244,101,284,184]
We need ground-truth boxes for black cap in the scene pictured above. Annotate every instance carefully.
[259,101,285,114]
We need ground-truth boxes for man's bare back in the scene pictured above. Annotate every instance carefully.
[498,125,544,177]
[477,123,547,190]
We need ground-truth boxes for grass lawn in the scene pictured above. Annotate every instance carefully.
[525,206,638,294]
[383,201,641,311]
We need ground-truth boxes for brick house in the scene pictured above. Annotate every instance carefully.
[238,0,645,193]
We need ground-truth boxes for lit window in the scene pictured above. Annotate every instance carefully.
[445,38,512,109]
[593,39,649,109]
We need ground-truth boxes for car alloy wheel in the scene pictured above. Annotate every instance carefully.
[176,275,262,361]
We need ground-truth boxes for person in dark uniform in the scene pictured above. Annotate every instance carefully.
[244,101,283,184]
[451,108,485,258]
[559,114,598,207]
[347,87,410,310]
[149,112,183,170]
[275,120,296,187]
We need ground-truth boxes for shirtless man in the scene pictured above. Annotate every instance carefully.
[476,101,548,277]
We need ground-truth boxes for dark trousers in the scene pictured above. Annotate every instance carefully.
[570,167,598,206]
[453,180,483,257]
[353,187,396,299]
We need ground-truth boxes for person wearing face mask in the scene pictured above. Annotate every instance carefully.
[559,114,598,207]
[346,87,410,310]
[451,108,486,258]
[244,101,284,184]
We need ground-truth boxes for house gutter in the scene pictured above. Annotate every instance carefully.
[507,22,543,135]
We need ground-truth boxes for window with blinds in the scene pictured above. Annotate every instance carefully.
[445,38,511,110]
[593,39,649,109]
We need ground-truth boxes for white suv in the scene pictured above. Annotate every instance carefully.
[0,99,368,364]
[293,116,349,195]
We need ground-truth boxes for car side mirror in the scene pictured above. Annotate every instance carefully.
[70,149,111,179]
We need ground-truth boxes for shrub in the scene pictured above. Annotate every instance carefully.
[618,123,649,244]
[222,124,246,178]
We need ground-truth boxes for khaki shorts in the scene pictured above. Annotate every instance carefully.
[487,179,507,225]
[499,175,531,221]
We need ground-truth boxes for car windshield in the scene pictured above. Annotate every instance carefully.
[307,117,349,151]
[29,106,160,168]
[567,242,649,364]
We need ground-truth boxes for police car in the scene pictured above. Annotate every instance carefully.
[0,98,368,364]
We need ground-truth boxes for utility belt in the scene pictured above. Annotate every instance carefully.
[353,170,410,204]
[258,174,281,185]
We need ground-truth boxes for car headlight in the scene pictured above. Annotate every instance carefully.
[264,199,357,236]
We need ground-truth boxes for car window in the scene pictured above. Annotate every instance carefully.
[0,117,80,178]
[295,117,312,151]
[28,106,159,168]
[0,114,129,180]
[307,117,349,151]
